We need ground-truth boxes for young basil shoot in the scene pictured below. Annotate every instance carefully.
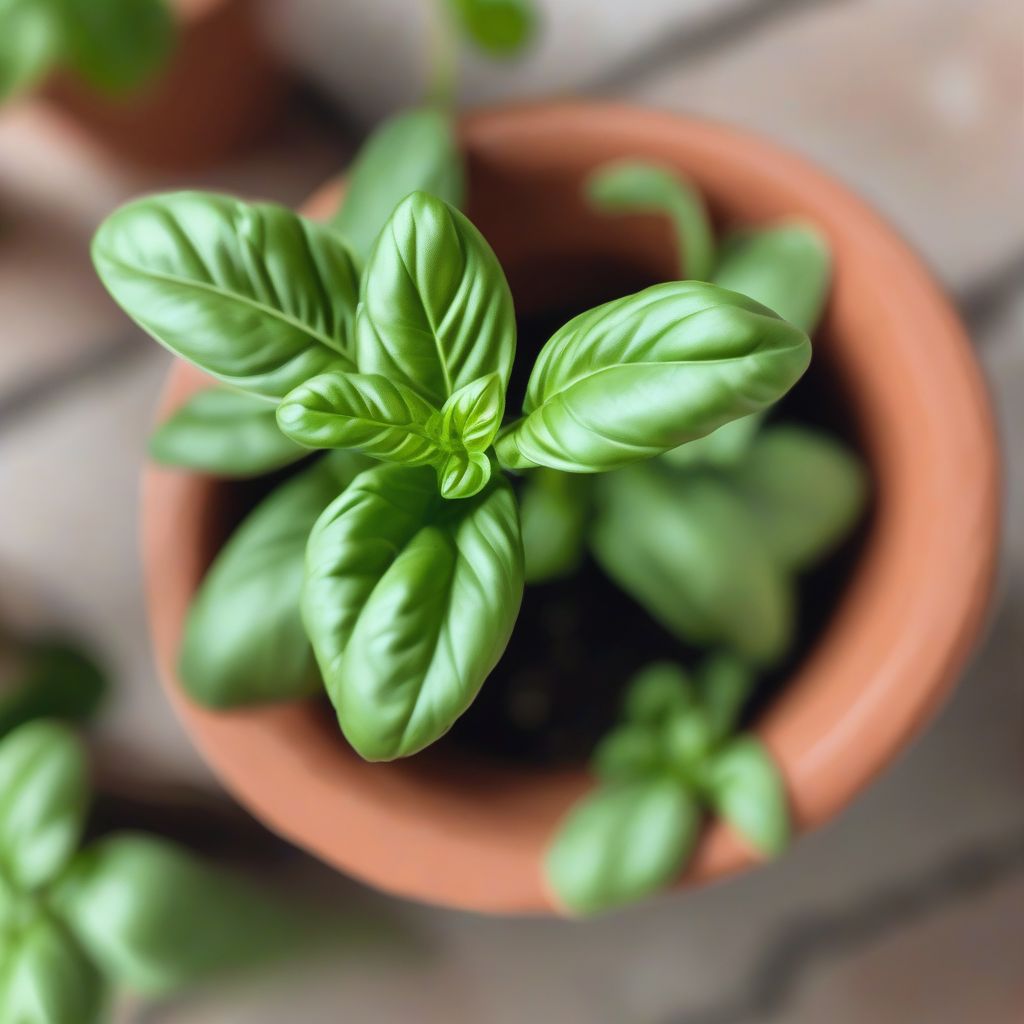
[0,0,175,103]
[0,720,323,1019]
[545,656,790,915]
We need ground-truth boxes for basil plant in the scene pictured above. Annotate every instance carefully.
[0,720,319,1022]
[93,114,811,764]
[0,0,174,104]
[547,657,788,915]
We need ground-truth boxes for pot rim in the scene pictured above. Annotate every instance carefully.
[141,100,1001,915]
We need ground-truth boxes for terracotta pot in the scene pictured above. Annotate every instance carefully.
[142,102,1000,914]
[42,0,288,170]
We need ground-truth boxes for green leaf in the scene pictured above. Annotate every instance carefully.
[545,779,700,915]
[59,0,175,95]
[519,469,591,584]
[0,722,88,891]
[303,465,523,760]
[0,914,104,1024]
[437,372,504,452]
[707,737,790,857]
[496,282,810,473]
[52,833,314,997]
[355,191,516,408]
[592,465,794,665]
[622,662,693,724]
[733,425,868,570]
[590,723,662,783]
[277,371,439,464]
[660,412,763,470]
[712,222,832,335]
[437,449,492,500]
[92,192,360,399]
[587,161,715,281]
[445,0,537,56]
[149,388,306,477]
[331,108,464,265]
[662,711,716,779]
[179,452,369,708]
[0,639,107,738]
[0,0,60,102]
[697,653,756,745]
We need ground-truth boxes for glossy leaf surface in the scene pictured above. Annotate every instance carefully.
[0,0,59,101]
[0,721,88,890]
[0,914,104,1024]
[735,425,867,570]
[60,0,174,95]
[592,465,794,665]
[303,465,523,760]
[519,469,591,583]
[713,222,832,334]
[445,0,537,55]
[53,834,311,997]
[587,160,715,280]
[355,192,516,408]
[93,192,359,399]
[150,388,306,477]
[179,453,369,708]
[330,108,464,265]
[277,371,438,463]
[707,738,790,857]
[545,779,700,915]
[496,282,810,473]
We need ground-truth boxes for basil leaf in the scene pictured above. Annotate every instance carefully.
[519,469,591,584]
[662,711,716,778]
[355,191,516,408]
[437,372,504,452]
[622,662,693,724]
[303,465,523,760]
[496,282,810,473]
[52,834,312,997]
[149,388,306,477]
[592,466,794,665]
[179,452,369,707]
[590,723,662,782]
[707,737,790,857]
[0,0,59,101]
[331,108,464,265]
[660,412,763,470]
[0,721,88,891]
[60,0,174,95]
[545,779,700,915]
[713,222,832,335]
[0,914,104,1024]
[277,371,440,464]
[587,161,715,281]
[437,449,492,500]
[445,0,538,56]
[697,653,755,745]
[735,425,867,570]
[92,192,360,399]
[0,639,107,738]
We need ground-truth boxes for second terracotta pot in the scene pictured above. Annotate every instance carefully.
[142,102,1000,914]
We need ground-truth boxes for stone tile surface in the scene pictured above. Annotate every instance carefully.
[630,0,1024,290]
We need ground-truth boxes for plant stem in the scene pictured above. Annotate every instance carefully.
[427,0,459,109]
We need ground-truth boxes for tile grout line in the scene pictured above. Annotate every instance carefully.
[662,824,1024,1024]
[580,0,857,96]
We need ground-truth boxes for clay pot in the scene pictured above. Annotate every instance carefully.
[142,102,1000,914]
[42,0,288,170]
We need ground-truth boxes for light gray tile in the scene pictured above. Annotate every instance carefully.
[631,0,1024,290]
